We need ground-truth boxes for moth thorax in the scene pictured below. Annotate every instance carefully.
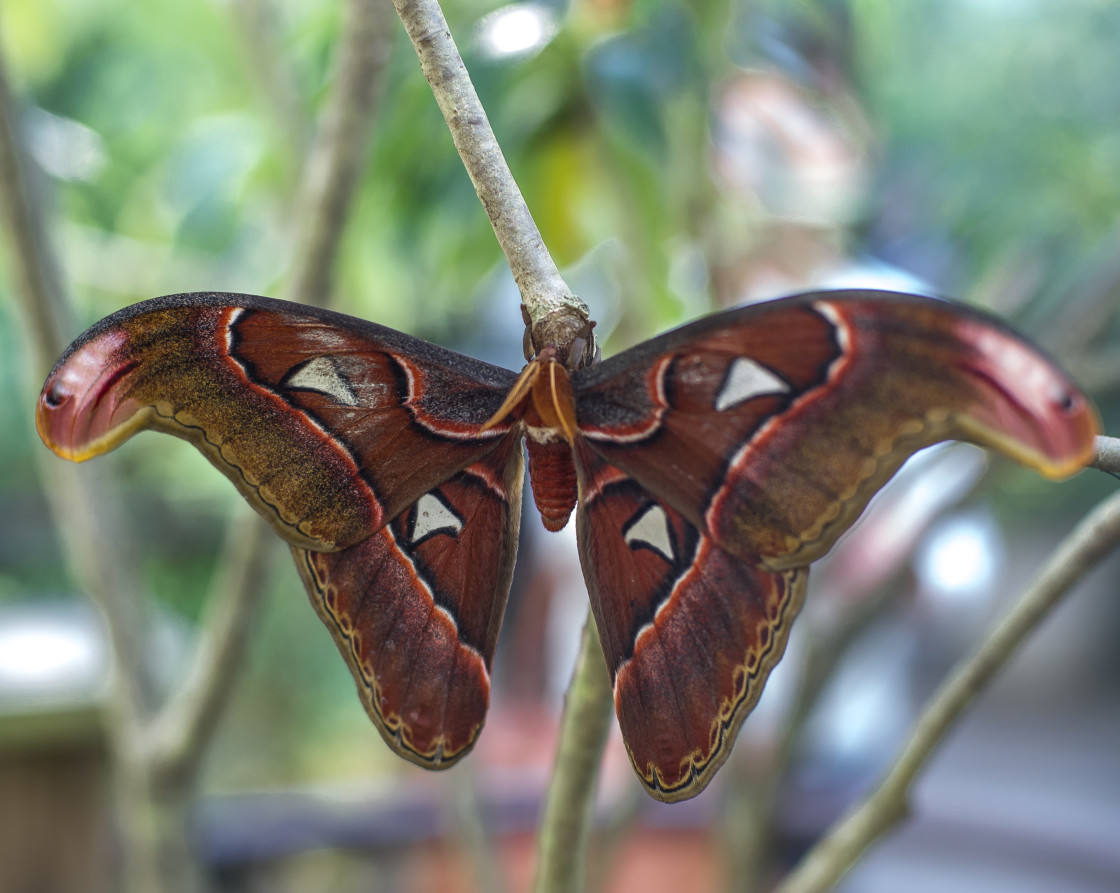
[525,425,563,444]
[526,438,577,532]
[529,358,578,443]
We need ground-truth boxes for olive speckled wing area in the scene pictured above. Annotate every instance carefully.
[294,429,524,767]
[572,290,1099,571]
[574,442,807,802]
[36,293,518,551]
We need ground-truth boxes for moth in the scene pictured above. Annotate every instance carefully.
[36,290,1098,801]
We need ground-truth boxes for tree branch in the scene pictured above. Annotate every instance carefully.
[147,0,394,784]
[451,766,509,893]
[533,614,615,893]
[390,0,593,358]
[0,18,158,735]
[389,1,613,883]
[1092,434,1120,475]
[773,486,1120,893]
[0,56,68,350]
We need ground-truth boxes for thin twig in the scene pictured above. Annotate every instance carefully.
[773,487,1120,893]
[533,615,615,893]
[146,510,275,783]
[390,0,592,354]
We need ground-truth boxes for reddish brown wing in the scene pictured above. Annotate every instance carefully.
[36,292,518,551]
[295,430,524,767]
[572,290,1099,571]
[37,292,527,770]
[573,442,806,801]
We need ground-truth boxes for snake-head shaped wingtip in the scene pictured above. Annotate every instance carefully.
[36,325,149,462]
[951,317,1101,480]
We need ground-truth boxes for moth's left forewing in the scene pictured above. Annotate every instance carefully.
[295,429,524,768]
[229,301,521,529]
[37,293,521,552]
[573,442,806,801]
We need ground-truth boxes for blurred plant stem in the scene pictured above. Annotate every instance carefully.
[533,614,615,893]
[1,21,169,889]
[451,767,509,893]
[0,0,391,889]
[726,442,1119,892]
[773,482,1120,893]
[285,0,394,308]
[143,0,394,860]
[228,0,313,170]
[722,572,910,893]
[0,39,70,355]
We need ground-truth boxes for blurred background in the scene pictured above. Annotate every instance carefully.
[1,0,1118,891]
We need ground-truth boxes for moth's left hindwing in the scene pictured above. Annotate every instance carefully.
[36,293,527,766]
[296,429,524,767]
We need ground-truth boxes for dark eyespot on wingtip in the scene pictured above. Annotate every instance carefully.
[42,381,68,409]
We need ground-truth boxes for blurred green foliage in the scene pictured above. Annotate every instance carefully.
[1,0,1118,790]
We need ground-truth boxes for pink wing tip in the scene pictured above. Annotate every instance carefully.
[36,328,142,461]
[958,320,1101,479]
[1038,391,1101,478]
